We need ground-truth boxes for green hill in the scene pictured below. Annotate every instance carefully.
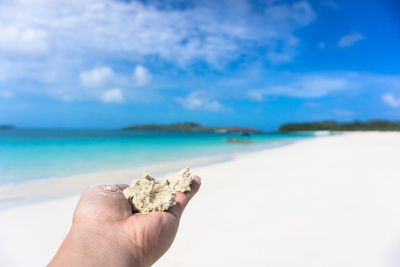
[122,122,261,133]
[279,120,400,132]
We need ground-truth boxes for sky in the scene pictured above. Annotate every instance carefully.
[0,0,399,130]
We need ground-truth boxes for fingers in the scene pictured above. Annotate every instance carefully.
[89,184,129,199]
[168,175,201,219]
[114,184,129,191]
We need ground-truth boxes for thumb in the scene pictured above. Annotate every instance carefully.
[167,175,201,219]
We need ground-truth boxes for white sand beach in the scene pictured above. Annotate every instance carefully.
[1,132,400,267]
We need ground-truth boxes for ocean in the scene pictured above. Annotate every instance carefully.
[0,129,312,184]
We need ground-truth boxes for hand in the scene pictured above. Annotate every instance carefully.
[49,176,201,267]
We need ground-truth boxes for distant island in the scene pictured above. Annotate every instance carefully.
[279,120,400,132]
[122,122,262,133]
[0,124,14,130]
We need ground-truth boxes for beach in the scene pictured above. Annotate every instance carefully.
[1,132,400,266]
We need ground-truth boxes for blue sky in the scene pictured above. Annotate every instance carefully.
[0,0,399,130]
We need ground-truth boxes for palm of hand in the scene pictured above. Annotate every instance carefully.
[72,177,200,267]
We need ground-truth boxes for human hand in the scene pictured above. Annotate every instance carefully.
[49,176,201,267]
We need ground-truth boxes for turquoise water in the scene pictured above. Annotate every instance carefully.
[0,129,312,184]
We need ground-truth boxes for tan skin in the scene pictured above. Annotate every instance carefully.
[49,176,201,267]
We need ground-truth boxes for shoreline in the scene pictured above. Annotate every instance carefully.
[0,155,227,211]
[0,129,312,185]
[0,136,310,211]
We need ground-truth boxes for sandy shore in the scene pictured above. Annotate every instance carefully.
[0,155,226,211]
[1,132,400,266]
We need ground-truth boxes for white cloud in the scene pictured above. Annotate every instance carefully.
[80,66,114,87]
[338,32,365,48]
[0,24,49,55]
[0,90,13,99]
[133,65,151,86]
[101,88,124,104]
[0,0,317,102]
[177,91,224,112]
[247,72,400,103]
[249,75,351,100]
[0,0,315,67]
[382,93,400,108]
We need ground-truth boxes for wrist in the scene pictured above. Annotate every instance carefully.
[49,224,144,267]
